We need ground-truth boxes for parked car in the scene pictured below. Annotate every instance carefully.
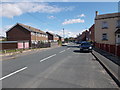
[79,41,92,52]
[62,42,68,46]
[76,41,82,44]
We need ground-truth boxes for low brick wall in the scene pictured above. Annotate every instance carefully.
[0,42,17,50]
[95,43,120,57]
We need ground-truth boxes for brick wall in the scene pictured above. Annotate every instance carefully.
[6,24,31,46]
[0,43,17,50]
[31,35,48,41]
[47,34,53,41]
[95,43,120,57]
[7,25,31,41]
[89,24,95,41]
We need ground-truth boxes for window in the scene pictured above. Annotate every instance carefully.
[40,33,42,37]
[116,20,120,28]
[102,33,108,40]
[31,32,35,35]
[36,33,39,36]
[102,21,108,29]
[118,34,120,38]
[45,35,47,37]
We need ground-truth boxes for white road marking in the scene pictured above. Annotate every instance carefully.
[67,48,70,50]
[40,54,56,62]
[59,50,66,53]
[0,67,27,81]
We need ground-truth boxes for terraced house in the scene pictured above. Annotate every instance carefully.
[6,23,48,47]
[95,11,120,45]
[94,11,120,56]
[46,32,59,42]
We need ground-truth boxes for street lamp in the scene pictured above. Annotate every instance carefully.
[63,28,65,38]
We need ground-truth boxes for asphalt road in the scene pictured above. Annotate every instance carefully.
[1,43,118,88]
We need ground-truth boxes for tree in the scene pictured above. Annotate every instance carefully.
[64,38,69,43]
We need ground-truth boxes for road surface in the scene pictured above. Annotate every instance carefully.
[1,43,118,88]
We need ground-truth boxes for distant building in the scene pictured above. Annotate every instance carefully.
[95,11,120,45]
[56,34,64,41]
[89,24,95,42]
[81,30,89,41]
[76,34,82,42]
[6,23,48,47]
[0,36,6,41]
[46,32,59,42]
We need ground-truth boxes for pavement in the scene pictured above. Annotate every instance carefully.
[1,43,119,88]
[93,48,120,66]
[92,48,120,87]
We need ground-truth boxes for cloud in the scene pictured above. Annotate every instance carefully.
[0,2,69,18]
[0,24,14,37]
[62,18,85,25]
[48,16,56,19]
[45,29,80,38]
[77,14,85,17]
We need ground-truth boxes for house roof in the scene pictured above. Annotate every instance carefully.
[6,23,46,34]
[95,12,120,20]
[56,34,62,38]
[46,32,58,36]
[18,23,46,34]
[115,29,120,33]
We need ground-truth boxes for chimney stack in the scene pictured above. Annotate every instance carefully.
[96,11,99,16]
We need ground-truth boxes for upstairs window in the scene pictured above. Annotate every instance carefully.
[31,32,35,35]
[116,20,120,28]
[102,33,108,40]
[102,21,108,29]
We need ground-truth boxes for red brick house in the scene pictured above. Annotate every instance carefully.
[76,34,82,42]
[46,32,59,42]
[89,24,95,42]
[6,23,48,47]
[81,30,89,41]
[56,34,64,42]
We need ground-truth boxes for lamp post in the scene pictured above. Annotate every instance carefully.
[63,28,65,38]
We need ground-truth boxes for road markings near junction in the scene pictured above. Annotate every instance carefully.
[59,50,66,53]
[0,67,27,81]
[67,48,70,50]
[40,54,56,62]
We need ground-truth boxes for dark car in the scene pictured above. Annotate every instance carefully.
[79,41,92,52]
[76,41,82,44]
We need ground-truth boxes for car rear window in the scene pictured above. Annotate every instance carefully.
[81,43,91,46]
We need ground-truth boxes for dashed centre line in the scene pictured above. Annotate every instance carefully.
[0,67,27,81]
[59,50,66,53]
[40,54,56,62]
